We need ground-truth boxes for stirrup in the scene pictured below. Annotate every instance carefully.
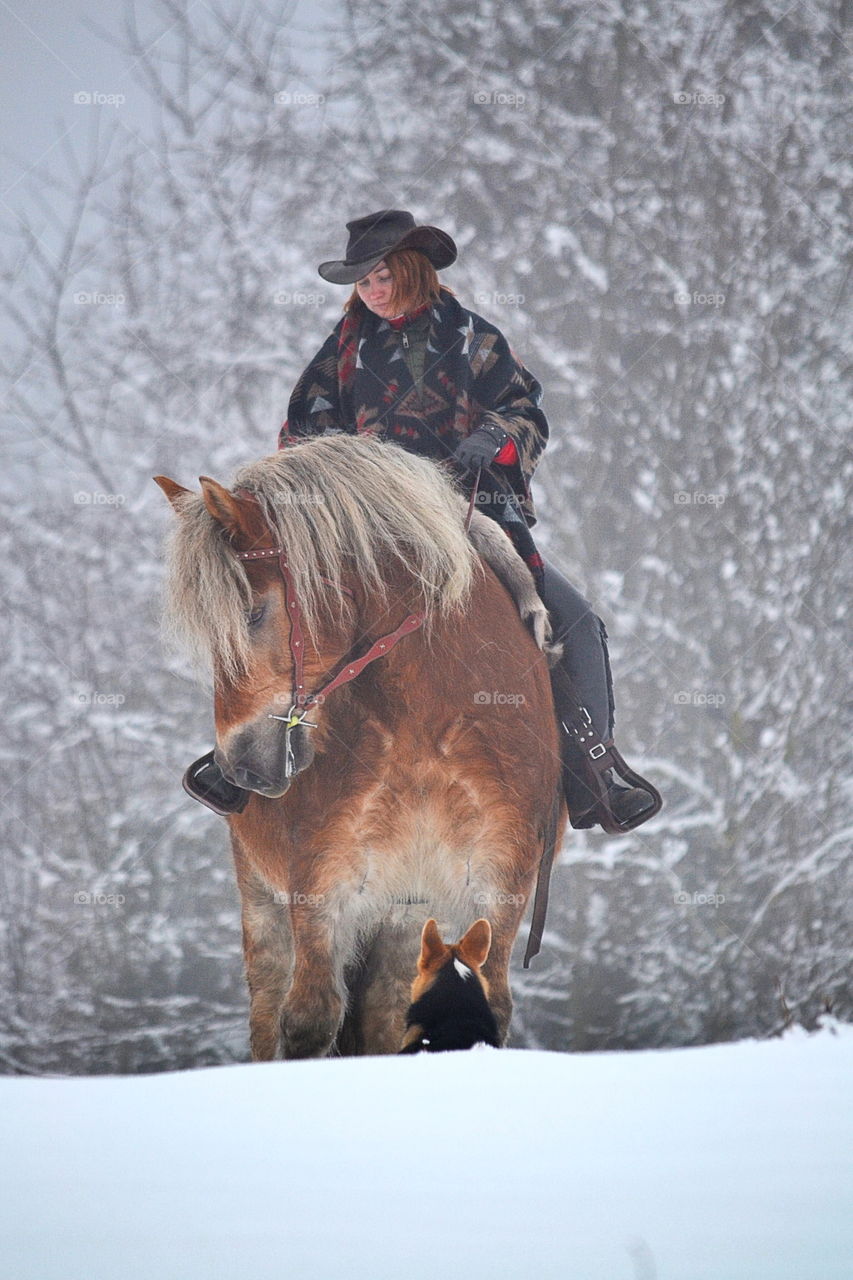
[182,750,250,817]
[570,738,662,834]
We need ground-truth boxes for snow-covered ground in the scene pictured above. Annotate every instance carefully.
[2,1023,851,1280]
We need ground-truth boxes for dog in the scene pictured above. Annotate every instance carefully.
[398,917,501,1053]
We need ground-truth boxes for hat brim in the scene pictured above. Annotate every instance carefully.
[318,252,388,285]
[318,225,457,284]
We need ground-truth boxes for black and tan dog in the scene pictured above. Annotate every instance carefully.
[399,918,501,1053]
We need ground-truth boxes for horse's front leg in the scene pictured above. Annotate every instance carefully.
[237,866,295,1062]
[349,918,424,1055]
[279,903,348,1059]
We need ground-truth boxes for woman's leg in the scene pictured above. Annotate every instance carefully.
[539,562,614,740]
[539,560,656,831]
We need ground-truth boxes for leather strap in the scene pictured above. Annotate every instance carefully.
[520,666,664,957]
[463,464,482,533]
[523,791,562,968]
[236,544,425,714]
[307,611,425,706]
[548,657,662,833]
[579,740,663,835]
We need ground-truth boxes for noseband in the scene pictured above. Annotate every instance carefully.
[235,543,424,777]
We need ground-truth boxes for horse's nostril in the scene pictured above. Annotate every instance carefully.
[230,765,270,792]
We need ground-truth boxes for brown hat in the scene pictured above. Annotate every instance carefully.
[317,209,457,284]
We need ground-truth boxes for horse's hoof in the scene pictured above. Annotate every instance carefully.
[280,1000,342,1059]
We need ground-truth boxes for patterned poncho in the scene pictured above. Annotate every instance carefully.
[278,289,550,575]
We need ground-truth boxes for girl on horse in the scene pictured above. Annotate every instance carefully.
[185,209,660,832]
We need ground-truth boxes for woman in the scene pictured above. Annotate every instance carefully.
[185,210,659,832]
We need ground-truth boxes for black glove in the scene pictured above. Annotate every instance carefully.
[453,424,510,475]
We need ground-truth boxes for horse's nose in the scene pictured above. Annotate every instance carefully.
[226,763,271,792]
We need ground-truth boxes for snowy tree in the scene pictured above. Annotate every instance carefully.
[1,0,849,1070]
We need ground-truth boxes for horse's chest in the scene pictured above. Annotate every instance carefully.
[347,747,503,865]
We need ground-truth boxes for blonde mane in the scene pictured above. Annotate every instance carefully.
[163,434,480,682]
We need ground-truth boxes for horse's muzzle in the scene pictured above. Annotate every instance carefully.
[215,717,316,796]
[224,762,292,798]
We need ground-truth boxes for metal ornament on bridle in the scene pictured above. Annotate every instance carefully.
[235,542,425,780]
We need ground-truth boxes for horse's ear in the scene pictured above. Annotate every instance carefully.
[418,918,449,971]
[153,475,192,510]
[458,918,492,970]
[199,475,251,538]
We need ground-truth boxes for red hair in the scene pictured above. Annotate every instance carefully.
[344,248,453,315]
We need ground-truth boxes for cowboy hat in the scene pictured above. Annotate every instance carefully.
[317,209,457,284]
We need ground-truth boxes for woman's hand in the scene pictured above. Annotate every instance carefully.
[452,423,510,474]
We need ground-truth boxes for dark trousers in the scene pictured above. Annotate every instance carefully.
[539,560,616,814]
[539,561,615,739]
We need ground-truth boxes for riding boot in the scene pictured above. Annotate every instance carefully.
[538,561,661,833]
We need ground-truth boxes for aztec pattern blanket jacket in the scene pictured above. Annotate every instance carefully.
[278,291,550,569]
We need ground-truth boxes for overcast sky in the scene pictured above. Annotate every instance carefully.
[1,0,332,236]
[1,1,144,208]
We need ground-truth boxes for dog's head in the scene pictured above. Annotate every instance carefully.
[410,917,492,1002]
[399,917,498,1054]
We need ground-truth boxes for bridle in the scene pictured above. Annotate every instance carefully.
[232,467,482,779]
[235,543,425,778]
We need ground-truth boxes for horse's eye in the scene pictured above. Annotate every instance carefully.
[247,602,266,628]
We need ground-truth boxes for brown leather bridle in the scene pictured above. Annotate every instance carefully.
[230,468,486,776]
[235,543,425,778]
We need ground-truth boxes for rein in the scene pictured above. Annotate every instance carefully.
[463,465,482,533]
[234,468,480,772]
[235,543,424,776]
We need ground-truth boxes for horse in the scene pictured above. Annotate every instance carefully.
[155,434,566,1059]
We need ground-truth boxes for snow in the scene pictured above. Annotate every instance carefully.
[543,225,609,292]
[2,1024,851,1280]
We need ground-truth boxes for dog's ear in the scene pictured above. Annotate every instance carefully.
[458,918,492,970]
[418,918,449,971]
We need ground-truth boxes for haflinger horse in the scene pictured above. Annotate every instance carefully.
[155,434,566,1059]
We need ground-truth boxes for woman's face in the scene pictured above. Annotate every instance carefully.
[355,261,397,317]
